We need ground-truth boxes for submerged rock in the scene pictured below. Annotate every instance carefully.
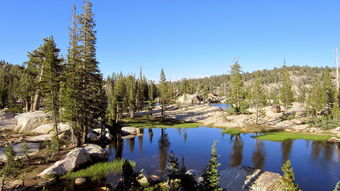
[219,166,282,191]
[38,148,92,177]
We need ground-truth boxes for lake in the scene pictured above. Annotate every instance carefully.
[210,103,231,110]
[107,127,340,191]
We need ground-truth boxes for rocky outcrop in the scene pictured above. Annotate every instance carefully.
[84,144,106,160]
[206,93,220,103]
[121,127,141,136]
[38,144,106,177]
[15,111,51,133]
[38,148,91,177]
[176,94,202,105]
[219,166,282,191]
[88,128,113,142]
[31,123,70,134]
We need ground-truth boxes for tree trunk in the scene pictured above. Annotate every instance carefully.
[161,105,164,118]
[70,125,76,146]
[32,64,44,111]
[115,106,119,124]
[25,99,31,112]
[130,110,135,118]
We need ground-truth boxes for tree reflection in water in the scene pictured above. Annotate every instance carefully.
[312,141,322,159]
[184,128,187,144]
[252,139,265,169]
[112,134,123,159]
[148,128,153,143]
[230,134,243,167]
[138,129,144,153]
[281,140,293,162]
[128,136,135,153]
[158,128,170,174]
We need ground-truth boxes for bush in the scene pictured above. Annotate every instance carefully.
[306,116,338,130]
[166,151,197,191]
[281,160,299,191]
[44,134,59,163]
[280,112,296,121]
[115,160,142,191]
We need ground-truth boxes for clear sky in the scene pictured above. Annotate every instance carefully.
[1,0,340,81]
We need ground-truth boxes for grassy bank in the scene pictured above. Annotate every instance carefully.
[62,160,136,180]
[122,117,200,128]
[221,125,277,135]
[254,132,332,142]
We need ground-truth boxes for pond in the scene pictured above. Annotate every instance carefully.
[106,127,340,191]
[210,103,231,110]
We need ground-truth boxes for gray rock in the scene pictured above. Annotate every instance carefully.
[15,111,51,133]
[328,137,340,143]
[84,144,106,160]
[219,166,282,191]
[121,127,140,135]
[32,123,70,134]
[74,177,86,185]
[38,148,92,177]
[93,128,113,141]
[88,131,100,141]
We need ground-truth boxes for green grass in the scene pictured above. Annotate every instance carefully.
[221,128,243,135]
[254,132,332,142]
[122,117,200,128]
[62,160,136,180]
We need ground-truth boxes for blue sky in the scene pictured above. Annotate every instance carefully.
[1,0,340,81]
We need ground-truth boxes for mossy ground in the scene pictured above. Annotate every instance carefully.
[62,160,136,180]
[253,132,333,142]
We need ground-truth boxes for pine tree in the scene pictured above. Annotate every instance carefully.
[280,160,299,191]
[306,77,323,115]
[200,141,222,191]
[61,1,106,146]
[229,59,244,114]
[159,69,169,118]
[250,73,267,124]
[25,46,45,111]
[41,36,63,141]
[61,4,82,145]
[321,67,335,109]
[127,75,137,118]
[279,64,294,114]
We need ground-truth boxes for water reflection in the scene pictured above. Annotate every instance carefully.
[158,129,170,174]
[230,134,243,167]
[281,140,293,162]
[128,137,135,153]
[138,129,144,153]
[112,135,123,159]
[252,139,265,169]
[148,128,153,143]
[312,141,322,159]
[108,127,340,191]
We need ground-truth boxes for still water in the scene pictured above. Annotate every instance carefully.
[210,103,231,110]
[108,127,340,191]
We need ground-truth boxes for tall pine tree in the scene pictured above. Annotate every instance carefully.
[279,63,294,114]
[229,58,245,114]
